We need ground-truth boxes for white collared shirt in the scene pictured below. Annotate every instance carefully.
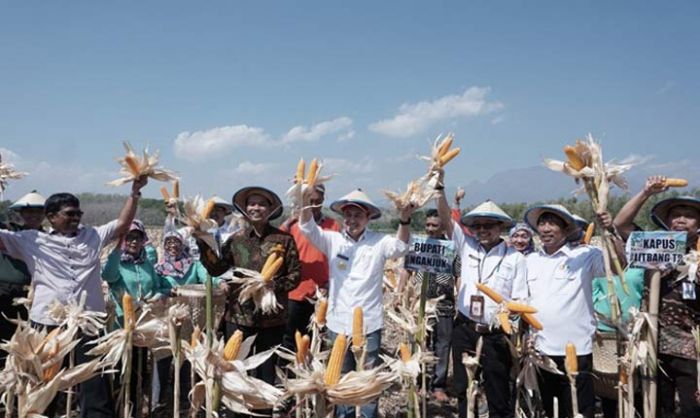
[299,219,408,335]
[526,243,605,355]
[0,221,118,325]
[453,223,528,326]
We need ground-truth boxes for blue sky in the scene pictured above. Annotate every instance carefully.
[1,1,698,203]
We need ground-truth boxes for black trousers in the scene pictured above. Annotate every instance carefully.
[658,354,700,417]
[282,299,315,352]
[452,315,513,418]
[0,289,27,369]
[538,354,594,418]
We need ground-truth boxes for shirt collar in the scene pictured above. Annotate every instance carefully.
[245,223,272,239]
[342,228,367,243]
[538,242,571,257]
[48,225,82,237]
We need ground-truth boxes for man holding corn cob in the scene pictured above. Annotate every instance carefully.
[197,186,301,395]
[299,188,414,418]
[0,174,148,418]
[435,171,527,418]
[613,176,700,417]
[523,203,625,418]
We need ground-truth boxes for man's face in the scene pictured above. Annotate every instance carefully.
[210,205,231,226]
[470,217,503,247]
[309,190,325,220]
[425,216,442,239]
[342,205,370,238]
[536,213,567,249]
[245,194,271,223]
[19,207,44,230]
[667,205,700,239]
[47,205,83,235]
[510,230,531,252]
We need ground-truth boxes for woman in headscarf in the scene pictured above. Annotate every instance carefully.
[508,222,535,255]
[156,231,218,293]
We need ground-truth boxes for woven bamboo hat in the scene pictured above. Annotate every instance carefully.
[10,190,46,210]
[461,200,513,227]
[232,186,283,221]
[524,204,577,234]
[650,196,700,230]
[330,189,382,220]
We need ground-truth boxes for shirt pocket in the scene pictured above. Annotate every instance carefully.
[553,267,579,295]
[491,263,515,295]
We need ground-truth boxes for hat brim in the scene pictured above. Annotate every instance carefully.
[330,199,382,220]
[461,212,513,228]
[9,203,45,210]
[650,196,700,230]
[524,205,577,234]
[232,186,284,221]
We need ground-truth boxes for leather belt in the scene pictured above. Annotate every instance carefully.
[457,312,498,334]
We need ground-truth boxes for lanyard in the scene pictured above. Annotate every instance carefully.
[476,245,507,285]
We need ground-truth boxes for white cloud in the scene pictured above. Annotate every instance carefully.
[369,87,504,138]
[337,130,356,143]
[234,161,277,175]
[281,117,353,144]
[174,125,272,161]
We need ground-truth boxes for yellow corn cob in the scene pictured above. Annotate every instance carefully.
[160,186,171,201]
[43,342,61,382]
[497,312,512,334]
[295,158,306,184]
[475,283,504,304]
[583,222,595,245]
[261,257,284,283]
[522,313,544,331]
[565,342,578,374]
[439,148,461,167]
[122,293,135,331]
[260,253,278,276]
[399,342,411,362]
[437,135,454,158]
[295,332,310,365]
[306,159,319,186]
[223,330,244,361]
[352,307,364,348]
[316,299,328,324]
[201,199,216,219]
[505,301,538,314]
[124,155,141,175]
[563,146,586,171]
[620,368,628,385]
[35,327,62,355]
[664,178,688,188]
[385,269,397,289]
[191,326,201,347]
[324,334,347,386]
[173,180,180,199]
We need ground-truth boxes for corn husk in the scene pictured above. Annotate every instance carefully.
[383,180,440,212]
[228,267,282,314]
[179,195,219,252]
[286,158,334,209]
[108,141,177,186]
[0,153,28,196]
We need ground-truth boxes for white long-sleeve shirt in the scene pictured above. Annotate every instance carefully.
[299,219,408,335]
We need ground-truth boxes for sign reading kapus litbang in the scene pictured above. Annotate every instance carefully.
[626,231,687,270]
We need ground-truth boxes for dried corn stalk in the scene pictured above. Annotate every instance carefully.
[384,180,440,212]
[179,195,219,251]
[228,266,283,314]
[0,153,28,196]
[108,141,177,186]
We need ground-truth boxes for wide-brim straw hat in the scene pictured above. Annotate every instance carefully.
[232,186,284,221]
[330,189,382,220]
[572,214,589,230]
[10,190,46,210]
[524,204,577,234]
[650,196,700,230]
[461,200,513,227]
[211,196,234,211]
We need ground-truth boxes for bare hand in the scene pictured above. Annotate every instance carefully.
[596,211,613,229]
[643,176,668,197]
[132,174,148,193]
[165,201,178,216]
[454,187,465,205]
[399,203,416,223]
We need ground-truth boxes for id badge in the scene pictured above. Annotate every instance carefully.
[682,281,696,300]
[470,295,485,319]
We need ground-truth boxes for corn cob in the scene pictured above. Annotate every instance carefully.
[201,198,216,219]
[563,146,586,171]
[439,148,461,167]
[583,222,595,245]
[191,326,201,347]
[505,301,538,314]
[160,186,171,201]
[43,342,61,382]
[223,330,244,361]
[437,135,454,158]
[620,368,628,385]
[522,313,544,331]
[124,155,141,175]
[35,327,62,355]
[497,311,512,334]
[384,269,397,289]
[352,307,364,348]
[306,159,319,186]
[399,342,411,362]
[261,257,284,283]
[664,178,688,188]
[122,293,135,331]
[260,253,278,276]
[295,332,310,365]
[316,299,328,324]
[475,283,504,304]
[565,342,578,375]
[324,334,347,385]
[295,158,306,184]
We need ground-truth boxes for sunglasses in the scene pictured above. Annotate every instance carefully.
[125,234,143,242]
[58,210,84,218]
[471,223,499,230]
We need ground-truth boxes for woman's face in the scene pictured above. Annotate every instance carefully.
[124,231,145,255]
[164,236,183,257]
[510,230,532,252]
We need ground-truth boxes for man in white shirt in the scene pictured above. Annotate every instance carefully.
[523,204,624,418]
[436,178,527,418]
[299,188,414,418]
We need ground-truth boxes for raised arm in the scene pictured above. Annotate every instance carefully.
[114,175,148,238]
[434,169,455,238]
[613,176,668,241]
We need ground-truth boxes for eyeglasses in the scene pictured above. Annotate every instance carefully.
[58,210,83,218]
[471,223,499,230]
[125,234,143,242]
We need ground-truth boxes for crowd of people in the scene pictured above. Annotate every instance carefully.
[0,171,698,418]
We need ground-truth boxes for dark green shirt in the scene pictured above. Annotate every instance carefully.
[0,223,30,288]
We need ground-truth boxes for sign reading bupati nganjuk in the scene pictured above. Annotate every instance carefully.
[626,231,687,270]
[404,236,455,274]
